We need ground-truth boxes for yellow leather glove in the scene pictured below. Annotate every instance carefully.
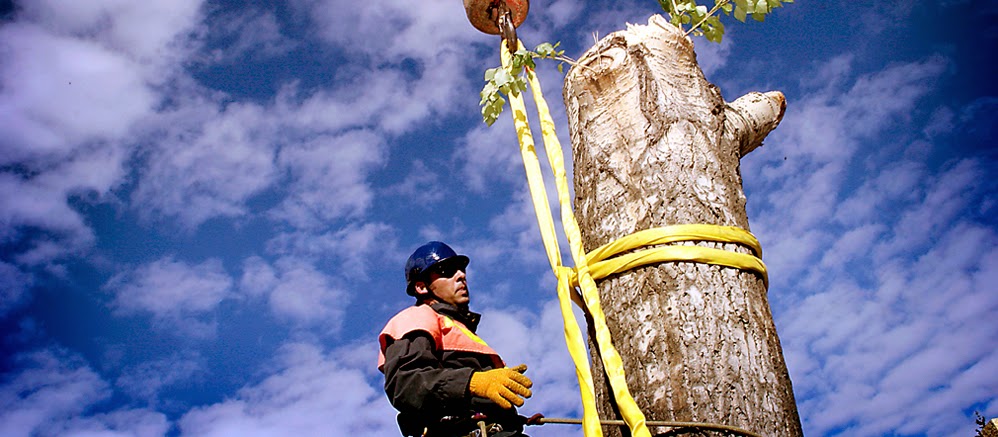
[468,364,533,409]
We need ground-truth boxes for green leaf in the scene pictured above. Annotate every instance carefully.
[482,82,496,96]
[704,16,724,43]
[482,105,496,126]
[734,5,747,21]
[752,11,765,21]
[494,69,512,86]
[492,98,505,117]
[535,42,555,56]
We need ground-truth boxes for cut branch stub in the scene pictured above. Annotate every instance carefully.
[725,91,787,157]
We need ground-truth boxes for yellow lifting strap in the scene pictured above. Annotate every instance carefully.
[568,225,768,288]
[499,40,767,437]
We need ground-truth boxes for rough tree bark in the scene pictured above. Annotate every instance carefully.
[563,15,802,437]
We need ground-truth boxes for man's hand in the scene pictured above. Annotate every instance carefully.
[468,364,533,409]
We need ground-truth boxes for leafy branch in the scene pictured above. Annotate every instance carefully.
[480,42,573,126]
[658,0,793,43]
[478,0,792,124]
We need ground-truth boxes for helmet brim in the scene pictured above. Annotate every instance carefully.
[405,255,469,296]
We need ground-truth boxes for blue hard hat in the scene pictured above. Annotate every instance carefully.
[404,241,469,295]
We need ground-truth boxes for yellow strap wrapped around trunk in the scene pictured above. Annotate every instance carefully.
[573,225,768,288]
[499,40,767,437]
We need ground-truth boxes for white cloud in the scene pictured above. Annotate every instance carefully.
[538,0,585,29]
[0,261,33,316]
[178,342,397,436]
[801,54,854,91]
[115,353,205,406]
[745,56,951,288]
[693,35,732,78]
[458,118,524,193]
[200,7,296,64]
[738,54,997,436]
[0,0,203,270]
[817,223,886,269]
[271,130,386,229]
[755,56,947,181]
[1,0,203,165]
[0,19,152,268]
[268,260,344,329]
[133,100,279,229]
[239,257,350,331]
[292,0,487,135]
[382,160,446,204]
[832,160,924,227]
[0,24,154,164]
[265,222,399,278]
[785,221,998,436]
[841,56,947,137]
[51,408,170,437]
[0,348,168,437]
[104,257,233,338]
[240,256,279,298]
[300,0,477,61]
[19,0,204,65]
[566,3,657,55]
[132,85,397,230]
[1,141,132,268]
[876,159,983,261]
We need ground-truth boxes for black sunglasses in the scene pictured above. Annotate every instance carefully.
[429,262,465,278]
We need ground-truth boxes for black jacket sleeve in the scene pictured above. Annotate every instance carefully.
[382,331,475,418]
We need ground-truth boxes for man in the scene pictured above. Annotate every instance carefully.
[378,241,534,437]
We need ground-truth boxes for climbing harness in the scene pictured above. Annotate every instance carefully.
[463,3,769,436]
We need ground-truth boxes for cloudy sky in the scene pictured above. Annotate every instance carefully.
[1,0,996,436]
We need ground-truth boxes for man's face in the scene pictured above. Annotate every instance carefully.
[422,261,469,307]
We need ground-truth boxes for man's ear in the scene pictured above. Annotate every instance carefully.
[413,281,431,296]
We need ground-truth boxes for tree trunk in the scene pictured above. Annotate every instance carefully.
[564,15,802,437]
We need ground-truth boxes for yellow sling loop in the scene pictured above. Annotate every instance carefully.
[499,40,767,437]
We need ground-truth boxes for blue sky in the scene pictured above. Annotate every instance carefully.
[1,0,996,436]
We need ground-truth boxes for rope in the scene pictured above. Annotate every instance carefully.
[499,39,768,437]
[535,417,762,437]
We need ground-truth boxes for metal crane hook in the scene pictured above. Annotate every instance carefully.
[463,0,529,53]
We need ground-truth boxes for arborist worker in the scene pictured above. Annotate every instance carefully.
[378,241,534,436]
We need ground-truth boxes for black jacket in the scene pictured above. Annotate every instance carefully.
[381,302,522,436]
